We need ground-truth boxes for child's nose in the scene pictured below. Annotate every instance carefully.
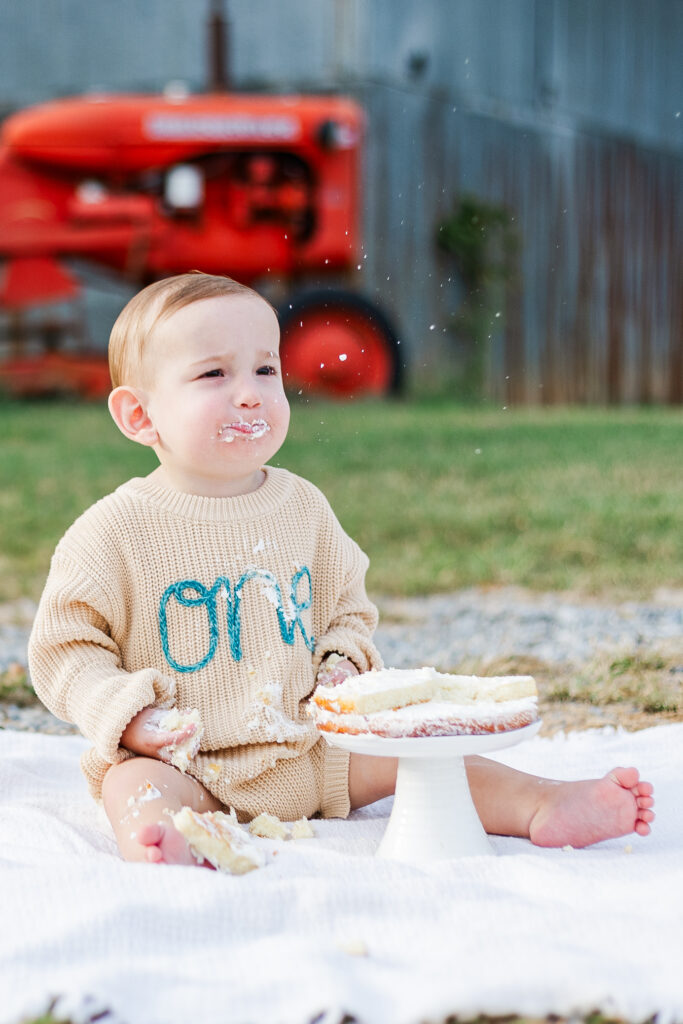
[233,376,262,407]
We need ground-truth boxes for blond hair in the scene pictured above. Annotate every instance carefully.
[108,273,270,388]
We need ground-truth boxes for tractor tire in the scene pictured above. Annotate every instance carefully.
[278,289,403,399]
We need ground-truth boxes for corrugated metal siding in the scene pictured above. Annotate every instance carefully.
[0,0,680,402]
[355,0,682,403]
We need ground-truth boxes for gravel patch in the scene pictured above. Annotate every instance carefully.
[374,587,683,670]
[0,702,78,735]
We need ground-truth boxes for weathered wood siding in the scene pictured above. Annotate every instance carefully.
[0,0,680,402]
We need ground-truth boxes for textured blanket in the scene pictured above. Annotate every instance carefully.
[1,724,681,1024]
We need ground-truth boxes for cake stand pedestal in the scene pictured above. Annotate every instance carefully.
[323,722,541,864]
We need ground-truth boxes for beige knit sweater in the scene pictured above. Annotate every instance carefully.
[28,467,382,819]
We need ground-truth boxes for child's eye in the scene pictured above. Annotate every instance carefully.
[200,369,224,378]
[256,365,278,376]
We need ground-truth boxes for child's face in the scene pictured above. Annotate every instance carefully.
[142,293,290,496]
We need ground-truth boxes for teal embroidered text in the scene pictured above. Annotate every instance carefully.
[158,567,315,672]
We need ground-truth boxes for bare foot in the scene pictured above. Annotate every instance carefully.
[135,821,215,869]
[529,766,655,848]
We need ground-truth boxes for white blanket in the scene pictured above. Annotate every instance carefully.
[1,724,681,1024]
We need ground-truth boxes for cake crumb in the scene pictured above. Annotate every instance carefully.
[337,939,368,957]
[290,817,315,839]
[249,812,289,840]
[624,844,633,854]
[562,844,574,852]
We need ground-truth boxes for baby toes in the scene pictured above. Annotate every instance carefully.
[608,766,640,790]
[135,822,164,847]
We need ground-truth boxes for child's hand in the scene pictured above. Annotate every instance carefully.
[316,654,359,688]
[121,705,198,761]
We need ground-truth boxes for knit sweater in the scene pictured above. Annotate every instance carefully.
[28,467,382,819]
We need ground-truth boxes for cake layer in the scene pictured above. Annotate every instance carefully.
[313,697,538,738]
[311,667,537,716]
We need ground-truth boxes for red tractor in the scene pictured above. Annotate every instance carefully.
[0,16,401,399]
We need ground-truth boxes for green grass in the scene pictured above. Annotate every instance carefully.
[0,396,681,603]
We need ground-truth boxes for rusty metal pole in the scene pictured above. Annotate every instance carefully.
[207,0,230,92]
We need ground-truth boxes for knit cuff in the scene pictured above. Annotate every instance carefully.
[76,667,176,765]
[313,630,383,678]
[320,742,351,819]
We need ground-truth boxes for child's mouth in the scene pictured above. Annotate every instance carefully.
[217,417,270,442]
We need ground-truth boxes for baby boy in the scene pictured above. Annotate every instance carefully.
[28,273,654,866]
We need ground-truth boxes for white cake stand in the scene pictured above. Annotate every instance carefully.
[323,721,541,863]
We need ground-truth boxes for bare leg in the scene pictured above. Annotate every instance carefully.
[348,752,397,809]
[102,756,223,865]
[348,752,654,848]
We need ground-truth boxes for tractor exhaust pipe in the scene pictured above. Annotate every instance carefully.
[207,0,230,92]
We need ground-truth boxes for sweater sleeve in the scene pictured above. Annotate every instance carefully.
[312,528,383,677]
[28,551,177,765]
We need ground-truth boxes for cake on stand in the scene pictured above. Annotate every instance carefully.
[323,722,541,863]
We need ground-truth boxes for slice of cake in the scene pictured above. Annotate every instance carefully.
[172,807,265,874]
[310,667,538,737]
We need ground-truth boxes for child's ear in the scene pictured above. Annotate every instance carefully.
[108,386,159,446]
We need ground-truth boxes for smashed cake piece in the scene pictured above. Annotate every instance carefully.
[290,817,315,840]
[310,667,538,737]
[249,812,290,840]
[172,807,265,874]
[248,812,316,840]
[156,707,204,772]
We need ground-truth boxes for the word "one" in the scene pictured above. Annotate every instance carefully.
[158,567,314,672]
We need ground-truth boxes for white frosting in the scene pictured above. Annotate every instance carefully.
[246,679,314,743]
[312,667,537,716]
[155,707,204,772]
[217,416,270,442]
[128,780,162,804]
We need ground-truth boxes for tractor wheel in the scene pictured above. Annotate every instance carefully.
[278,289,402,399]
